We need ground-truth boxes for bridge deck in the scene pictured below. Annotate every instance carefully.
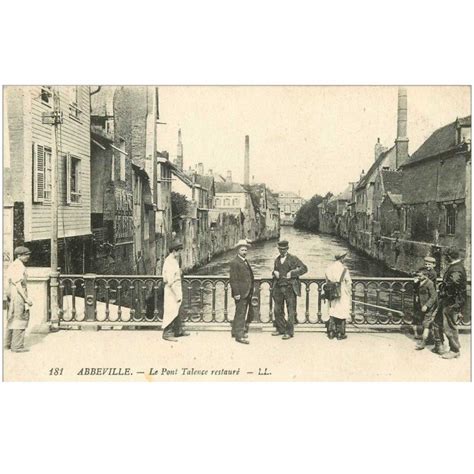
[4,330,470,382]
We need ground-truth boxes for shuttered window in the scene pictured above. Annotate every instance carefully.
[33,144,52,203]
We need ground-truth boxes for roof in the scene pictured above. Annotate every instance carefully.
[335,185,352,201]
[172,167,195,187]
[384,192,403,206]
[402,115,471,167]
[381,169,402,194]
[215,182,247,194]
[194,174,215,193]
[356,146,395,191]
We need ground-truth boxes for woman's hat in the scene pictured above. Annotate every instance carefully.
[169,240,183,251]
[335,252,347,260]
[235,239,251,249]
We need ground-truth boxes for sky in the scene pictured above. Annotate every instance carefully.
[157,86,471,199]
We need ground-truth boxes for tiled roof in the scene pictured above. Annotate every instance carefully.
[402,115,471,167]
[356,146,395,190]
[194,175,215,193]
[215,182,247,193]
[385,192,402,206]
[335,185,352,201]
[381,170,402,194]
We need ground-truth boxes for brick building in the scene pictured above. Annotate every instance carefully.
[399,115,471,263]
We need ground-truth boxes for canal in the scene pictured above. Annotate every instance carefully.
[192,226,402,278]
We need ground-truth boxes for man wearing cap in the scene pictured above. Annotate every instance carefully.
[324,252,352,340]
[161,240,189,342]
[272,240,308,339]
[4,246,33,352]
[229,239,254,344]
[432,247,467,359]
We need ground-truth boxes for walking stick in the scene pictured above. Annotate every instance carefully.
[351,300,405,315]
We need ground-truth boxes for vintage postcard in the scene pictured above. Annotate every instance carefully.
[2,85,471,381]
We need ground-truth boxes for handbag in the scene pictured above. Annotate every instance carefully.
[323,268,347,301]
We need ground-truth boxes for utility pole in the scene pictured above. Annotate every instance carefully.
[43,87,63,329]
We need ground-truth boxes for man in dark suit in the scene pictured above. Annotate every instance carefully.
[432,247,467,359]
[272,240,308,339]
[229,239,255,345]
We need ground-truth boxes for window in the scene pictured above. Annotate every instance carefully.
[446,205,456,235]
[66,153,81,204]
[233,198,239,206]
[32,144,52,203]
[224,198,230,206]
[215,198,221,206]
[41,86,52,105]
[66,86,81,120]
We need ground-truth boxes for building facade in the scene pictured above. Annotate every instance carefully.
[4,86,92,273]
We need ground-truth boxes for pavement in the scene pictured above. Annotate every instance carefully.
[3,329,471,382]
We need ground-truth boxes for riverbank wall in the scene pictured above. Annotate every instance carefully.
[177,211,279,273]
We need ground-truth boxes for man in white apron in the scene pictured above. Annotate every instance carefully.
[324,252,352,340]
[5,246,33,352]
[162,240,189,342]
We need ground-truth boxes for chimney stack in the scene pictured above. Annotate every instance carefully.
[374,137,382,161]
[226,170,232,182]
[395,87,409,168]
[197,162,204,175]
[244,135,250,185]
[176,128,184,171]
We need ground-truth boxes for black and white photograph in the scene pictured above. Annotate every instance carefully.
[3,85,471,381]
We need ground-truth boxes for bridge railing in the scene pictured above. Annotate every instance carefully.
[55,275,471,329]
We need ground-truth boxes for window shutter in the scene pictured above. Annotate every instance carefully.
[66,152,71,204]
[33,143,45,202]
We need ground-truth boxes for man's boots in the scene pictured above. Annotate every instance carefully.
[431,341,446,355]
[336,320,347,340]
[327,318,335,339]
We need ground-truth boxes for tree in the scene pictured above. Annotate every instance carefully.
[294,194,325,232]
[171,192,189,232]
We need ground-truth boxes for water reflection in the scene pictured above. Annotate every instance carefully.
[193,226,403,278]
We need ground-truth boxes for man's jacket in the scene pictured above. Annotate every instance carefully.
[416,278,438,316]
[229,256,254,299]
[440,260,467,308]
[273,253,308,296]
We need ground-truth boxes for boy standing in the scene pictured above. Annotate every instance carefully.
[414,269,438,351]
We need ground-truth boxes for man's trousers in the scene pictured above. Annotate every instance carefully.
[232,295,254,339]
[272,285,297,336]
[433,301,461,353]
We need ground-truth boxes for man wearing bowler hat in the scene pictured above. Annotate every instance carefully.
[271,240,308,339]
[5,246,33,352]
[229,239,254,344]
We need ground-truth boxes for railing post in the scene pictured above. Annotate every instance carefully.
[251,281,261,323]
[83,273,98,330]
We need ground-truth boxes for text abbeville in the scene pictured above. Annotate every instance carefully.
[77,367,132,376]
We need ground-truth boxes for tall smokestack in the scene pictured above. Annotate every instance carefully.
[226,170,232,182]
[395,87,409,168]
[244,135,250,185]
[176,128,183,170]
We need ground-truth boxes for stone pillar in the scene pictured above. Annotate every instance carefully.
[26,267,52,334]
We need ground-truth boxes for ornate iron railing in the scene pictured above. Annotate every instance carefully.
[55,275,471,329]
